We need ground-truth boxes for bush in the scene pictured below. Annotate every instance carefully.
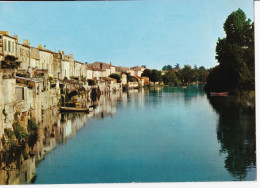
[70,76,78,80]
[80,76,86,81]
[13,123,28,142]
[88,79,96,86]
[28,119,38,132]
[109,73,121,83]
[0,55,21,69]
[1,128,17,149]
[48,76,53,81]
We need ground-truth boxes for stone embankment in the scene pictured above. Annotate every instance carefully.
[0,70,123,150]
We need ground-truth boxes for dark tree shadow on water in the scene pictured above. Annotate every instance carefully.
[208,96,256,180]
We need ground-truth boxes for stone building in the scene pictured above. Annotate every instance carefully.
[53,52,62,79]
[30,47,40,69]
[0,31,17,61]
[38,44,54,77]
[17,40,30,70]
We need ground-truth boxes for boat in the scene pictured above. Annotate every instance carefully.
[60,106,89,112]
[210,92,228,96]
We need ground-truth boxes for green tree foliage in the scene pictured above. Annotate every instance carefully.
[150,69,162,85]
[141,69,152,77]
[205,9,254,94]
[197,66,209,82]
[162,70,178,86]
[87,79,96,86]
[13,123,28,143]
[142,69,162,85]
[179,65,194,84]
[162,65,173,71]
[174,63,180,71]
[0,55,22,69]
[109,73,121,83]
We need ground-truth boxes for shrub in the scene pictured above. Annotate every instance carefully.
[13,123,28,142]
[48,76,53,81]
[70,76,78,80]
[109,73,121,83]
[28,119,38,132]
[1,128,17,150]
[88,79,96,86]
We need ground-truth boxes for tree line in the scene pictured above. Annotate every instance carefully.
[141,64,210,86]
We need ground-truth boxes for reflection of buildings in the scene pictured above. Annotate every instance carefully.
[0,91,126,184]
[208,96,256,180]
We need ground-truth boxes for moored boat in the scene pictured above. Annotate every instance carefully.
[60,106,89,112]
[210,92,228,96]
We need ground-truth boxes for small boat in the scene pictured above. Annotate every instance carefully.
[210,92,228,96]
[60,106,89,112]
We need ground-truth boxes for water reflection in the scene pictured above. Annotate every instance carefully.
[208,96,256,180]
[0,87,256,184]
[0,92,124,185]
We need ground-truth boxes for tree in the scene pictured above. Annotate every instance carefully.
[198,66,209,83]
[0,55,22,69]
[150,69,162,85]
[162,70,178,86]
[174,63,180,71]
[205,9,254,94]
[109,73,121,83]
[179,65,194,84]
[162,65,173,71]
[141,69,152,77]
[141,69,161,85]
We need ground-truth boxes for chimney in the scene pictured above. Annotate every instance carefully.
[38,44,43,50]
[0,31,9,35]
[13,35,19,43]
[62,51,64,55]
[23,39,29,46]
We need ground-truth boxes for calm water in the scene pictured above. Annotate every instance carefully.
[30,85,255,183]
[0,85,256,184]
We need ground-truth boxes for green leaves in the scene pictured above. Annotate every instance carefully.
[109,73,121,83]
[205,9,254,94]
[0,55,22,69]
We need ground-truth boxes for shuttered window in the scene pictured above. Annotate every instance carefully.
[8,41,11,52]
[4,39,6,51]
[12,42,14,53]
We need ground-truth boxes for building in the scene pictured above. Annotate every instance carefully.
[0,31,17,61]
[131,66,146,77]
[30,47,40,69]
[17,40,30,70]
[38,44,54,77]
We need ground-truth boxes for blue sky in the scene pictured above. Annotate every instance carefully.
[0,0,254,69]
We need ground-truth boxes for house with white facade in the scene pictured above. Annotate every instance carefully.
[0,31,17,61]
[38,44,54,77]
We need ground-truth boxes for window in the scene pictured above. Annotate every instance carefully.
[8,41,11,52]
[3,39,6,51]
[12,42,14,53]
[15,87,24,101]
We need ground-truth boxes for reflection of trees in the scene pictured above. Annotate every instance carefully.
[162,84,206,103]
[208,96,255,180]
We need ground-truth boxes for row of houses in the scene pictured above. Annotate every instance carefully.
[0,31,146,83]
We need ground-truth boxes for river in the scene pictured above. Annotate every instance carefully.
[0,84,256,184]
